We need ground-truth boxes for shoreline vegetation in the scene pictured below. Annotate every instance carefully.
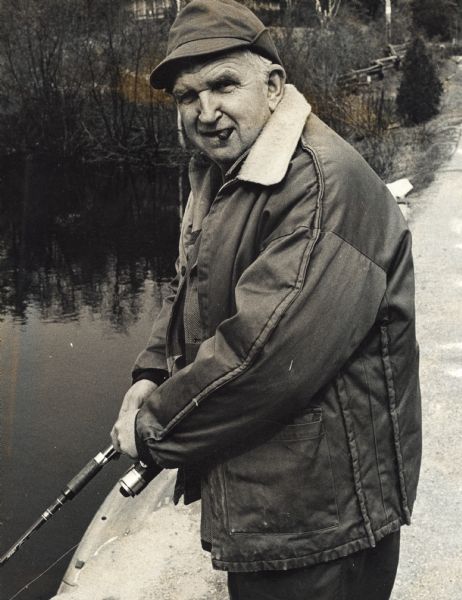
[0,0,460,183]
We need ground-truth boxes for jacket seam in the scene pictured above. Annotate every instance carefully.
[299,137,385,272]
[329,230,386,273]
[360,355,390,525]
[336,374,376,547]
[380,324,412,524]
[301,141,324,230]
[213,533,378,563]
[229,523,340,536]
[211,518,403,569]
[260,224,311,251]
[165,274,187,376]
[264,228,387,274]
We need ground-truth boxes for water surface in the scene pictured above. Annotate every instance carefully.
[0,159,183,599]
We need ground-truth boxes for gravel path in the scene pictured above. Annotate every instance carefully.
[391,70,462,600]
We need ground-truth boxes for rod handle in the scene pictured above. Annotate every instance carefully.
[63,446,118,499]
[0,446,118,567]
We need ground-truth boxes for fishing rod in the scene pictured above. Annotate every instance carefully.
[0,444,160,568]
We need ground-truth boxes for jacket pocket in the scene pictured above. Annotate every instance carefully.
[223,409,339,535]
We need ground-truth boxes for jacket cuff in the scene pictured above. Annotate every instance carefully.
[132,368,169,387]
[134,411,157,467]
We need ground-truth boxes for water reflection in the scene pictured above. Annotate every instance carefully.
[0,158,184,328]
[0,158,186,599]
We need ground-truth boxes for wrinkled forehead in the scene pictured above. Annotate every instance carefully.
[171,51,249,91]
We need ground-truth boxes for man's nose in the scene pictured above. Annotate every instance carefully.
[197,91,221,124]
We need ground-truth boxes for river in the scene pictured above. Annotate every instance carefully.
[0,158,185,600]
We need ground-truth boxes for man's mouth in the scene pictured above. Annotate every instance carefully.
[200,128,233,141]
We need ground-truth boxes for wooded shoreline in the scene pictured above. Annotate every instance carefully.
[0,1,459,178]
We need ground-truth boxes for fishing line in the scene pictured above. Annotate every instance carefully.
[6,542,79,600]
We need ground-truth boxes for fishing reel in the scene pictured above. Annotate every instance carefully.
[118,461,162,497]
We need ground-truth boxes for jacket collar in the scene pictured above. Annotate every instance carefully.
[237,84,311,186]
[187,84,311,232]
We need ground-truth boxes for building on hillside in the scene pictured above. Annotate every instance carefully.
[131,0,172,20]
[130,0,287,23]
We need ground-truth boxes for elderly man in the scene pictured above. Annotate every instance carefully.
[111,1,421,598]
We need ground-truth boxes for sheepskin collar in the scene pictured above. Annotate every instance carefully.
[237,84,311,186]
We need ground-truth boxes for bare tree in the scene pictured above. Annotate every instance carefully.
[313,0,342,27]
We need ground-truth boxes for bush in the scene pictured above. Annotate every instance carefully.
[274,18,382,123]
[396,37,443,124]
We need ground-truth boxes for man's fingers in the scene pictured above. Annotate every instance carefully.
[119,380,158,413]
[110,410,139,459]
[110,425,121,453]
[111,381,157,458]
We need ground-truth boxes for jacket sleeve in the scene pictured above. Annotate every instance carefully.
[136,217,390,469]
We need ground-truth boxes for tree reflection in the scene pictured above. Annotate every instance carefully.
[0,158,183,329]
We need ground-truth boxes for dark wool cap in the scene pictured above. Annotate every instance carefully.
[150,0,282,89]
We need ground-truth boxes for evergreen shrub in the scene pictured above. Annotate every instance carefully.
[396,38,443,124]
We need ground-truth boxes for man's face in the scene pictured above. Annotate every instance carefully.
[172,54,273,171]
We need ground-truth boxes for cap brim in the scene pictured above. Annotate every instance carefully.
[150,37,254,89]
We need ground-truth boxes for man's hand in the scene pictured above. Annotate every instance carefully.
[111,408,139,459]
[110,380,158,459]
[117,379,158,413]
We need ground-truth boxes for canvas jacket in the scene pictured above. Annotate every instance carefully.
[134,85,422,572]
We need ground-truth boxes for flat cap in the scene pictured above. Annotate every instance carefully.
[150,0,282,89]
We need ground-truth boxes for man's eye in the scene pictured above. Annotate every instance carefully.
[215,80,236,93]
[176,92,196,105]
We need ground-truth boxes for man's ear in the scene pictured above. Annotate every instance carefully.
[267,66,286,112]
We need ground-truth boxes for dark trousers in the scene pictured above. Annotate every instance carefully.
[227,531,400,600]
